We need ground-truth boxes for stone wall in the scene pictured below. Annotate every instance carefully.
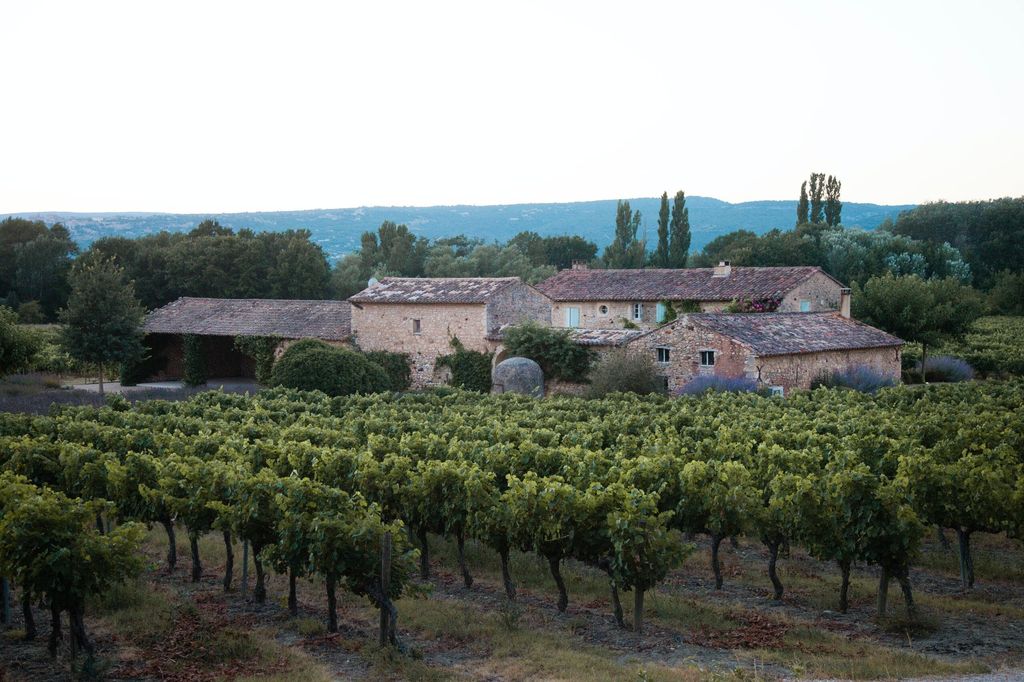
[351,302,497,388]
[631,318,755,392]
[755,346,902,395]
[486,282,552,331]
[777,271,844,312]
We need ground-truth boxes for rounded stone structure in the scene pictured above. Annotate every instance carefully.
[491,356,544,397]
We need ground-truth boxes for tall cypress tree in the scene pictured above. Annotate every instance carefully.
[668,191,691,268]
[797,181,809,225]
[654,192,670,267]
[824,175,843,227]
[809,173,826,224]
[602,200,645,268]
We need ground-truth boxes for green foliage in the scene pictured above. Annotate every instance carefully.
[0,218,77,320]
[270,340,390,396]
[436,338,493,392]
[501,322,593,382]
[89,223,331,310]
[233,335,281,384]
[653,193,671,267]
[182,334,207,386]
[797,181,809,226]
[987,271,1024,315]
[808,172,826,224]
[824,175,843,227]
[58,254,146,380]
[508,232,598,271]
[853,274,985,354]
[0,307,42,376]
[586,349,666,397]
[0,473,143,640]
[16,301,46,324]
[363,351,412,391]
[890,197,1024,286]
[934,316,1024,376]
[668,191,691,268]
[602,200,645,269]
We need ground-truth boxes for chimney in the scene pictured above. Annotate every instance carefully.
[712,260,732,277]
[571,260,589,270]
[839,287,851,318]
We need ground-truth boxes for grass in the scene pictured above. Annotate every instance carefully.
[107,522,1023,681]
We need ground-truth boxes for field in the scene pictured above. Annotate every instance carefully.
[1,383,1022,681]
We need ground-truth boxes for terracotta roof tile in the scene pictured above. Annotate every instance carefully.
[349,277,520,304]
[536,266,833,302]
[661,312,903,357]
[143,297,351,340]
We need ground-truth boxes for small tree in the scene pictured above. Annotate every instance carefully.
[182,334,207,386]
[502,322,593,382]
[234,335,281,384]
[668,191,691,268]
[58,254,145,394]
[853,274,984,381]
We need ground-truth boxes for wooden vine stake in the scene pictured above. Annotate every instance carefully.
[379,531,392,647]
[241,541,250,598]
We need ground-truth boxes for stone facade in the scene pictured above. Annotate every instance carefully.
[547,269,846,331]
[629,316,901,395]
[777,270,844,313]
[350,281,551,388]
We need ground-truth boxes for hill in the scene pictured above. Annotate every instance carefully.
[4,197,914,260]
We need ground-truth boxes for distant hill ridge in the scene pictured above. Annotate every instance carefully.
[4,196,915,261]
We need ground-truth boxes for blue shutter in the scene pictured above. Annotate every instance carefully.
[656,302,666,322]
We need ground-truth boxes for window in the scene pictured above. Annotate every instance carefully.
[799,299,811,312]
[660,376,670,391]
[632,303,644,321]
[412,319,421,334]
[769,386,784,397]
[656,347,671,364]
[656,302,667,323]
[700,350,715,367]
[566,307,580,328]
[599,305,609,315]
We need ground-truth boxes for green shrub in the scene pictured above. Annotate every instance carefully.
[501,322,592,382]
[364,351,412,391]
[0,307,42,377]
[270,340,390,396]
[934,316,1024,376]
[436,338,493,392]
[119,351,167,387]
[16,301,46,324]
[234,335,281,384]
[587,349,666,397]
[182,334,207,386]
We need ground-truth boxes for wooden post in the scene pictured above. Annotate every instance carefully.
[1,577,10,625]
[379,532,392,647]
[241,541,250,598]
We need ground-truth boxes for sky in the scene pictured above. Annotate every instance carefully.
[2,0,1023,213]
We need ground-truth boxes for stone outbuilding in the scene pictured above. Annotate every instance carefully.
[141,297,351,380]
[629,311,903,395]
[349,277,552,388]
[536,262,849,330]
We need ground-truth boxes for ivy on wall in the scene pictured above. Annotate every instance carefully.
[436,337,493,392]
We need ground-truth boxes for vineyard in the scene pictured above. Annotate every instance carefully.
[1,382,1023,680]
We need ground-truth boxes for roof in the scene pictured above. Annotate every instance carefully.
[143,297,351,341]
[569,328,645,347]
[349,277,521,304]
[642,312,902,357]
[535,266,836,302]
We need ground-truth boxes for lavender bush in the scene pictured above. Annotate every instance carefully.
[919,355,975,383]
[812,366,897,394]
[677,375,759,395]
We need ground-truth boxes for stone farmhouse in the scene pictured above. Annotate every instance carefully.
[348,277,551,387]
[140,266,900,395]
[535,261,849,330]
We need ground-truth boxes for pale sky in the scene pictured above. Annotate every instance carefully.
[2,0,1022,213]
